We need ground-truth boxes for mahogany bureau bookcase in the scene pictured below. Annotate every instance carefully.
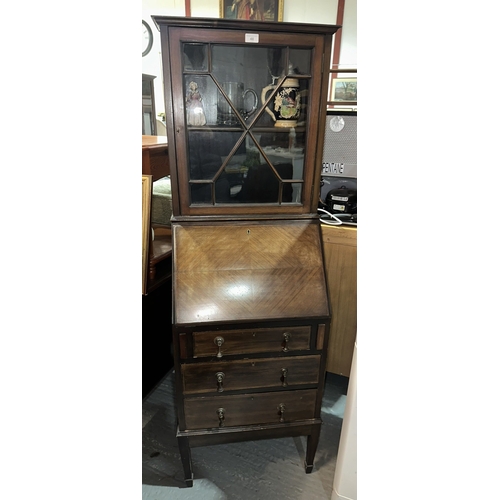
[152,15,340,486]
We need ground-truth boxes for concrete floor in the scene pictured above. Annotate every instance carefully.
[142,370,347,499]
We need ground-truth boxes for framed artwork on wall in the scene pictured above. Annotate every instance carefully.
[219,0,284,22]
[330,78,357,103]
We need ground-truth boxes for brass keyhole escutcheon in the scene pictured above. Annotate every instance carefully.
[216,371,225,392]
[277,403,286,423]
[217,407,225,427]
[281,367,288,387]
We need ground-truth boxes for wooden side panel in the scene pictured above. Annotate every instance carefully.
[321,225,357,376]
[316,323,325,350]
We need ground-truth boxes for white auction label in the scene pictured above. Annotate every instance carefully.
[245,33,259,43]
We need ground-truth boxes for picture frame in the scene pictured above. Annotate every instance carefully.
[220,0,284,22]
[330,78,357,103]
[142,175,152,295]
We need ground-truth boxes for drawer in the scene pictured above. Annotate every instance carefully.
[181,355,321,395]
[183,389,317,430]
[191,326,311,359]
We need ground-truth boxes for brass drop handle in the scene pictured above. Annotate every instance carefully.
[217,407,225,427]
[281,367,288,387]
[277,403,286,423]
[214,336,224,358]
[282,332,291,352]
[216,371,225,392]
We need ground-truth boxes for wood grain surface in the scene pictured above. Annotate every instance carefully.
[321,224,357,376]
[183,389,317,429]
[181,354,321,394]
[173,221,329,324]
[191,326,311,358]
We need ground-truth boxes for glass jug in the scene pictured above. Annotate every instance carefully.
[217,82,258,126]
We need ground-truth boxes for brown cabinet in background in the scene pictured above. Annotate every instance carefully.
[153,15,340,487]
[142,74,157,136]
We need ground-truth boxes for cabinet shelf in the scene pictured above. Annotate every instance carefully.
[187,126,307,133]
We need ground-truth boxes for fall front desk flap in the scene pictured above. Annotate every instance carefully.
[172,219,329,325]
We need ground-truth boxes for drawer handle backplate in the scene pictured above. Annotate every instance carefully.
[214,336,224,358]
[282,332,291,352]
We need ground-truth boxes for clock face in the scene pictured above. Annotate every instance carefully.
[329,116,345,133]
[142,20,153,57]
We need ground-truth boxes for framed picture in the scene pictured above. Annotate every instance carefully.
[220,0,284,22]
[142,175,152,295]
[330,78,357,102]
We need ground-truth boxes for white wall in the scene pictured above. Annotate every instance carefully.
[142,0,356,130]
[340,0,357,67]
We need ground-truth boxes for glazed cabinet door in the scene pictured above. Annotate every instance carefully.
[162,26,331,217]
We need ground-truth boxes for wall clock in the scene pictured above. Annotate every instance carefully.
[329,115,345,133]
[142,20,153,57]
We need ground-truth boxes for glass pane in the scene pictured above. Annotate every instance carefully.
[142,79,152,96]
[187,130,246,181]
[181,43,313,208]
[212,133,293,204]
[212,45,285,124]
[214,132,255,204]
[289,49,312,76]
[143,112,152,135]
[190,183,213,205]
[183,43,208,71]
[237,160,293,203]
[212,45,285,86]
[286,182,303,204]
[249,131,304,180]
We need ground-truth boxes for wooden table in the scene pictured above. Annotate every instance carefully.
[142,135,170,181]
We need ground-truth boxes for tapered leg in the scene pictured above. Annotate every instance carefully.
[177,436,194,487]
[304,425,321,473]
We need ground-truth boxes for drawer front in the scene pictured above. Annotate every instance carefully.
[183,389,317,430]
[181,355,321,395]
[192,326,311,359]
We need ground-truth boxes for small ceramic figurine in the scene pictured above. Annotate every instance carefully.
[186,81,207,126]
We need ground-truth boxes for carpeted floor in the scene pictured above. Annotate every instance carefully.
[142,370,348,499]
